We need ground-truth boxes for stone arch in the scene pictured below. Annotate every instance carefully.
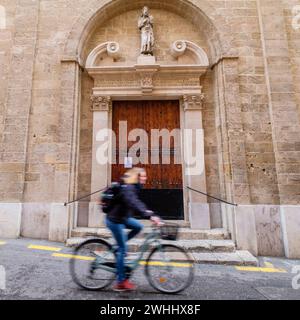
[63,0,236,65]
[62,0,247,233]
[0,5,6,29]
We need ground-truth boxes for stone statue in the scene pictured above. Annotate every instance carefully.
[138,6,154,55]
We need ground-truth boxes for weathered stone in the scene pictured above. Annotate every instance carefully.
[0,203,22,238]
[0,0,299,259]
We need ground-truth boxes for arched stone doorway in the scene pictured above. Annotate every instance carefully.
[61,0,250,238]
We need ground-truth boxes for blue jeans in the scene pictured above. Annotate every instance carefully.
[106,217,143,282]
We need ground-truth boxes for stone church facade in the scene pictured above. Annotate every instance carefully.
[0,0,300,258]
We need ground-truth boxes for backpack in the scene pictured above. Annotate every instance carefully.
[101,182,121,214]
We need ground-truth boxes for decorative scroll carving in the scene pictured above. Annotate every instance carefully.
[183,94,205,111]
[171,40,209,66]
[86,42,121,68]
[171,40,187,58]
[91,96,112,112]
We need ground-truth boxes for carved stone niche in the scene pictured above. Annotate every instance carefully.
[85,41,209,98]
[91,95,112,112]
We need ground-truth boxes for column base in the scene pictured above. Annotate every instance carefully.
[88,202,106,228]
[189,202,211,230]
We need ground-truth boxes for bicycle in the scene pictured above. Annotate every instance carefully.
[70,221,195,294]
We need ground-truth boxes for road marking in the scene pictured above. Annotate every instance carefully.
[52,253,192,268]
[28,245,62,252]
[235,261,287,273]
[139,261,193,268]
[264,261,275,268]
[52,253,95,261]
[0,241,6,246]
[141,261,193,268]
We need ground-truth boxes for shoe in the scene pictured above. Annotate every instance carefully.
[113,280,137,292]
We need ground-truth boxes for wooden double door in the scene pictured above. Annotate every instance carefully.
[112,100,184,220]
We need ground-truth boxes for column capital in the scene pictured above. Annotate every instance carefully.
[91,95,112,112]
[182,94,205,111]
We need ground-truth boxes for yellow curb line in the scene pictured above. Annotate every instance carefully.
[139,261,193,268]
[52,253,192,268]
[235,266,287,273]
[28,245,62,252]
[53,253,95,261]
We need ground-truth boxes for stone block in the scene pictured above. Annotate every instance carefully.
[21,203,50,239]
[254,205,285,257]
[189,203,211,230]
[49,203,69,242]
[236,250,259,266]
[280,206,300,259]
[0,203,22,238]
[209,203,222,228]
[137,54,156,65]
[88,202,105,228]
[235,205,258,256]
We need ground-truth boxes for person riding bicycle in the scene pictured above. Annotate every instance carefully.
[105,167,161,292]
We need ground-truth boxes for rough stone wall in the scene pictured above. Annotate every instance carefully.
[0,0,39,202]
[0,0,299,207]
[257,0,300,205]
[0,1,16,142]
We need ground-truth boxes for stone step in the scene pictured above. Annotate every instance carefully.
[71,227,231,240]
[66,237,236,253]
[192,251,258,266]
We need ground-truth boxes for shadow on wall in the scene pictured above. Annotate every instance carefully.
[0,5,6,29]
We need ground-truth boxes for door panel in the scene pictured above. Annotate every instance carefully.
[112,100,184,219]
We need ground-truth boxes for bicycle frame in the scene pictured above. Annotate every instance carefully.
[93,227,164,274]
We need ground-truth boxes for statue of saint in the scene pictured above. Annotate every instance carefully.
[138,6,154,55]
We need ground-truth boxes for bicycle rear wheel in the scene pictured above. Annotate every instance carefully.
[145,244,194,294]
[70,238,116,291]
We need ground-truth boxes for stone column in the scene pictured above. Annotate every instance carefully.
[182,94,210,229]
[213,57,251,241]
[88,96,112,228]
[48,58,82,241]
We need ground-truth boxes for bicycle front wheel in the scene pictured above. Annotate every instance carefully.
[70,238,116,291]
[145,244,194,294]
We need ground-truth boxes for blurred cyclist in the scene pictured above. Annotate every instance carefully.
[105,167,161,292]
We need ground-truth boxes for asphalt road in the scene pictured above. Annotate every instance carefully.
[0,238,300,300]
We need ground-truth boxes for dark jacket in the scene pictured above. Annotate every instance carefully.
[107,183,153,224]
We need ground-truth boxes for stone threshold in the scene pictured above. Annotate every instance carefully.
[66,237,236,253]
[66,237,257,266]
[192,251,258,266]
[71,227,230,240]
